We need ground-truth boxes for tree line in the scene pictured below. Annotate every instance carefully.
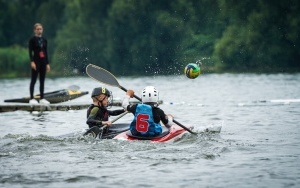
[0,0,299,78]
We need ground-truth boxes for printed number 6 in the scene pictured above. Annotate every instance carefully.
[136,114,149,132]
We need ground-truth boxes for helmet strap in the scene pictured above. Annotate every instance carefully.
[97,94,110,107]
[97,100,102,106]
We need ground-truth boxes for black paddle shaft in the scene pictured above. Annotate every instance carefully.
[119,86,142,101]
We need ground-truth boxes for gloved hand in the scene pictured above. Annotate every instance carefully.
[167,114,173,122]
[126,90,134,98]
[166,114,174,127]
[102,121,112,126]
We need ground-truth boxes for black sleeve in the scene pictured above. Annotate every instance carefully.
[157,108,168,125]
[127,104,137,114]
[44,38,49,64]
[28,38,34,62]
[86,107,103,127]
[108,109,125,116]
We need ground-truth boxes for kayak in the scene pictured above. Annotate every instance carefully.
[83,123,130,139]
[84,123,193,142]
[113,124,193,142]
[4,88,88,104]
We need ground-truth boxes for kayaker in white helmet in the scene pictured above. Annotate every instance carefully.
[122,86,173,137]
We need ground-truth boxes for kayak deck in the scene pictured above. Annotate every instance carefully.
[83,123,193,142]
[83,123,130,139]
[113,124,192,142]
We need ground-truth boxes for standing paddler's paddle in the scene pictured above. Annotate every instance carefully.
[85,64,197,135]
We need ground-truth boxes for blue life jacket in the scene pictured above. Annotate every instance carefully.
[130,104,162,136]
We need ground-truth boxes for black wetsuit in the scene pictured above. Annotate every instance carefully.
[126,104,169,125]
[86,104,125,130]
[28,36,49,99]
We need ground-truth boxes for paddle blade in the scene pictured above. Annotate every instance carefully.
[86,64,120,87]
[83,126,100,138]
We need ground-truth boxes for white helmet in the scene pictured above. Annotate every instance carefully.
[141,86,159,104]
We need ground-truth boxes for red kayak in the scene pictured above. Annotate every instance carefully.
[113,124,194,142]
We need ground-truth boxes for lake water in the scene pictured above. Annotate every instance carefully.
[0,73,299,188]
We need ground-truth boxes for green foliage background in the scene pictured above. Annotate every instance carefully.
[0,0,299,78]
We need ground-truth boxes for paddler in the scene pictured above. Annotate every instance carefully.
[122,86,173,137]
[86,87,125,133]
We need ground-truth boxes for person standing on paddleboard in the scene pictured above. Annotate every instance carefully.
[28,23,50,104]
[122,86,174,137]
[86,87,125,133]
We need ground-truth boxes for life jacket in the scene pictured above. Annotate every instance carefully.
[130,104,162,136]
[87,104,109,120]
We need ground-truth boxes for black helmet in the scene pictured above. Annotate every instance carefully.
[91,87,111,97]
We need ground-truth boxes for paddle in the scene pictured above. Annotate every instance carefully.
[86,64,197,135]
[84,111,129,138]
[110,111,129,123]
[86,64,141,100]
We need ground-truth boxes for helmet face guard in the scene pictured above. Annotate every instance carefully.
[141,86,159,104]
[107,94,113,108]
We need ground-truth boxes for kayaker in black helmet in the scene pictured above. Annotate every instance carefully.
[86,87,125,131]
[122,86,173,137]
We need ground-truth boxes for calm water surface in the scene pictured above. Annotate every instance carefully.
[0,73,299,188]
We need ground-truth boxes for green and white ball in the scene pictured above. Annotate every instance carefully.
[184,63,200,79]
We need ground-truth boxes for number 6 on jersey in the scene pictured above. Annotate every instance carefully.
[136,114,149,132]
